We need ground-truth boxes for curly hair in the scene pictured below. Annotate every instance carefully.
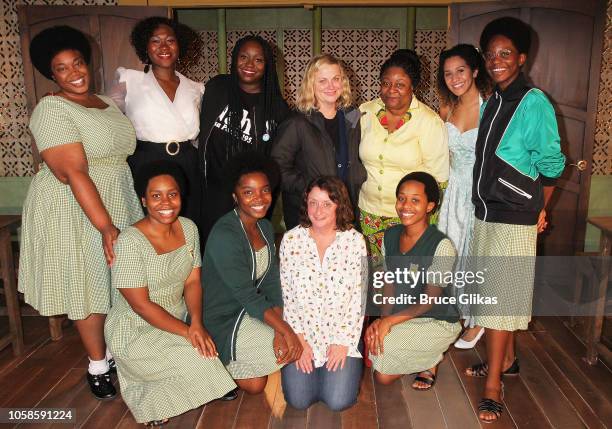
[134,160,187,200]
[437,44,492,107]
[29,26,91,80]
[224,35,287,155]
[295,54,352,113]
[298,176,354,232]
[130,16,197,67]
[226,151,280,193]
[395,171,441,213]
[480,16,531,55]
[380,49,421,88]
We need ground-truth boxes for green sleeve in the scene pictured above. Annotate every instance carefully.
[29,97,81,152]
[111,231,147,289]
[521,90,566,180]
[206,225,275,321]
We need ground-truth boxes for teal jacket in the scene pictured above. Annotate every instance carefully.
[202,210,282,364]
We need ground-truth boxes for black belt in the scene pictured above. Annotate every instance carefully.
[136,140,192,156]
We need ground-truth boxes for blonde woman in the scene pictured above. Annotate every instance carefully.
[272,54,366,229]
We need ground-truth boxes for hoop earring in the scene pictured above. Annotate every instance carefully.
[144,59,151,73]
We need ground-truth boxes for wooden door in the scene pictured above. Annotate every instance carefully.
[18,5,168,165]
[449,0,606,256]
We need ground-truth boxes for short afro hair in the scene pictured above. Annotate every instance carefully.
[134,160,187,200]
[380,49,421,88]
[395,171,441,213]
[29,26,91,80]
[130,16,197,66]
[480,17,532,55]
[226,151,280,193]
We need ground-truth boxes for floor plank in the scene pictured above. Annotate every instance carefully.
[525,332,608,429]
[80,396,129,429]
[164,406,204,429]
[306,402,341,429]
[341,368,378,429]
[433,355,480,429]
[197,391,243,429]
[515,333,587,429]
[372,374,412,429]
[400,373,447,429]
[534,317,612,398]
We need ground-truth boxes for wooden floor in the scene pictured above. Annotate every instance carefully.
[0,316,610,429]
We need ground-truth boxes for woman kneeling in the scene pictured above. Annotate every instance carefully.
[105,161,236,426]
[366,172,460,390]
[280,176,367,411]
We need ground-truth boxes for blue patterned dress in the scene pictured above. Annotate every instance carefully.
[438,121,478,320]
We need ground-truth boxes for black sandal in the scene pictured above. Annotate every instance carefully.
[466,358,520,378]
[412,369,436,391]
[478,398,503,424]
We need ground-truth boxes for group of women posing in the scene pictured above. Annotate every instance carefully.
[18,13,564,426]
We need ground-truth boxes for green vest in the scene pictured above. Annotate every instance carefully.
[383,225,459,323]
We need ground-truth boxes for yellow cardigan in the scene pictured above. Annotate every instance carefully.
[358,97,449,217]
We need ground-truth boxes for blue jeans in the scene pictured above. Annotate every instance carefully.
[281,357,363,412]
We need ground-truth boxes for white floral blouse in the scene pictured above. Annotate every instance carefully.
[280,226,368,368]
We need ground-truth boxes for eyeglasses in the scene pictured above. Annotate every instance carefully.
[484,49,514,61]
[307,200,335,210]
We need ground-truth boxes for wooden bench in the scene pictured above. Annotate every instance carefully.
[0,215,24,356]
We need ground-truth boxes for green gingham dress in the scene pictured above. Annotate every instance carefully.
[18,96,143,320]
[226,246,284,379]
[370,239,461,375]
[105,218,236,423]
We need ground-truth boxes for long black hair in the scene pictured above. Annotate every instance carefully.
[225,35,287,155]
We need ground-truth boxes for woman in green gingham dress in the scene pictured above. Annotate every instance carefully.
[18,26,143,401]
[366,173,460,391]
[105,162,236,425]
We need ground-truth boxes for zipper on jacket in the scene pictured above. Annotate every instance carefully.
[476,92,503,221]
[498,177,533,199]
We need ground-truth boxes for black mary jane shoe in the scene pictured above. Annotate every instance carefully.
[87,371,116,400]
[219,388,238,401]
[145,419,168,427]
[108,358,117,374]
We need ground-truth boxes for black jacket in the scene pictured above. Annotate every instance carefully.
[271,108,366,229]
[472,74,565,225]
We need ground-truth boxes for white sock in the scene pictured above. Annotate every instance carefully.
[106,349,113,361]
[88,357,109,375]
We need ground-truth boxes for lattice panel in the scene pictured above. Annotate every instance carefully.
[0,0,117,177]
[282,29,312,107]
[178,30,218,85]
[226,30,278,71]
[415,29,447,113]
[593,0,612,175]
[322,29,400,106]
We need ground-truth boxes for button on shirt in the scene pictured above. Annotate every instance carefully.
[280,226,367,368]
[358,97,449,217]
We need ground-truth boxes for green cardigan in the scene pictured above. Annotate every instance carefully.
[202,210,283,364]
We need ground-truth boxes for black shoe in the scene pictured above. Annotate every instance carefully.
[87,371,116,400]
[108,358,117,374]
[219,388,238,401]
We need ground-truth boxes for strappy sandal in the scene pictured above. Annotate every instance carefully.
[465,358,520,378]
[478,398,504,424]
[412,369,436,391]
[145,419,168,427]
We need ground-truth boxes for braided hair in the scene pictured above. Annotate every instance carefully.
[225,35,287,156]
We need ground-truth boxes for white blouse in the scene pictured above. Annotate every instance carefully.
[280,226,368,368]
[108,67,205,143]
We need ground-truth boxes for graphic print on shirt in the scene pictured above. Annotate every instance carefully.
[213,105,254,144]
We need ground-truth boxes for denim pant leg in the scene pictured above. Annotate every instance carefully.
[319,357,363,412]
[281,362,319,410]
